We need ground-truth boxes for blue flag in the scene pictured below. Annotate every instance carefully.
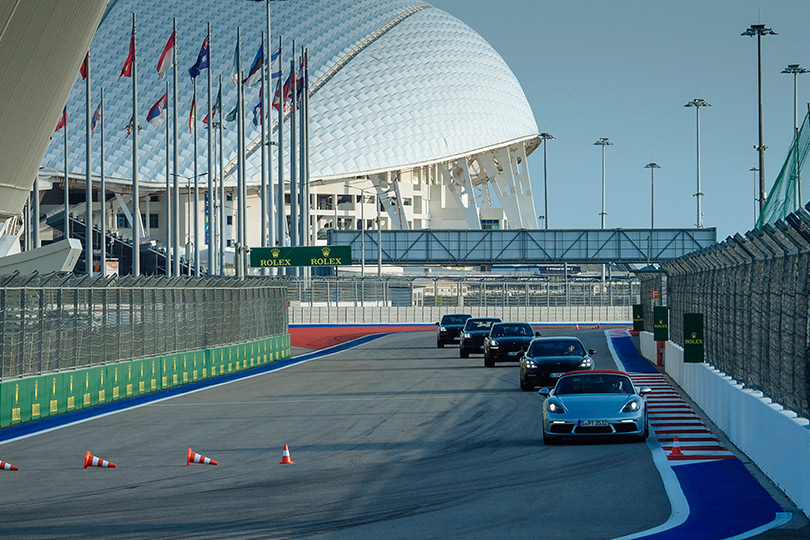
[252,99,262,126]
[243,43,263,87]
[188,36,210,79]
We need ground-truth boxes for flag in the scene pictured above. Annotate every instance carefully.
[156,30,175,79]
[243,43,263,87]
[90,101,102,134]
[270,47,281,80]
[119,23,135,78]
[54,107,67,132]
[225,104,237,123]
[296,54,308,102]
[188,96,196,133]
[281,68,294,109]
[188,35,210,79]
[203,83,221,125]
[252,99,262,126]
[231,40,240,86]
[146,93,168,127]
[80,52,88,80]
[271,80,281,111]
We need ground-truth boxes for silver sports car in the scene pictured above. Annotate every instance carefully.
[539,370,651,444]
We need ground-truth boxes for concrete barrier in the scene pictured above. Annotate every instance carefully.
[639,331,810,519]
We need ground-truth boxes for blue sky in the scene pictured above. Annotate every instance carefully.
[429,0,810,240]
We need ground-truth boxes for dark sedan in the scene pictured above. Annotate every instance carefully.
[519,337,595,391]
[459,317,501,358]
[435,313,472,347]
[483,322,539,367]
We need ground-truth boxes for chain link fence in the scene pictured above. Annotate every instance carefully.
[0,274,289,380]
[639,214,810,418]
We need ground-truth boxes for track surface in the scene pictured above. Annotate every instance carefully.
[0,329,748,538]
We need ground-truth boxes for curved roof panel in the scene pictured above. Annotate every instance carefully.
[41,0,538,186]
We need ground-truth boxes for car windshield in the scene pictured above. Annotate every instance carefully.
[441,315,470,325]
[528,340,584,357]
[491,324,532,337]
[556,374,634,395]
[465,319,497,331]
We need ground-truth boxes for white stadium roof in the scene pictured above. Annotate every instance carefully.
[41,0,539,186]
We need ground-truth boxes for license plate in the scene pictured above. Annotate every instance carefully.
[549,372,565,378]
[479,345,484,349]
[578,420,609,427]
[508,351,521,356]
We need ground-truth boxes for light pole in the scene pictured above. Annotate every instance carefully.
[742,23,777,212]
[539,132,554,229]
[593,138,612,229]
[750,166,759,225]
[644,163,661,229]
[782,64,808,209]
[685,99,710,228]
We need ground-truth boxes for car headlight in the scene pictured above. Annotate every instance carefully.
[524,359,537,368]
[439,326,447,332]
[463,332,471,339]
[621,399,641,413]
[489,339,499,348]
[578,357,592,369]
[547,400,565,414]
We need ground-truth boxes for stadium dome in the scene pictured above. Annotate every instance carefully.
[38,0,540,269]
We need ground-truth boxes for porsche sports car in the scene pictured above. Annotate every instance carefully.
[519,337,595,390]
[539,370,651,444]
[459,317,501,358]
[435,313,472,347]
[483,322,539,367]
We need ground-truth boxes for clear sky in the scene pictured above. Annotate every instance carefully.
[429,0,810,240]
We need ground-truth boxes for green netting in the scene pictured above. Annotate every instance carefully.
[756,112,810,228]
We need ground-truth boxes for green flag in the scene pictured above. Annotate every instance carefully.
[231,39,240,86]
[225,104,238,123]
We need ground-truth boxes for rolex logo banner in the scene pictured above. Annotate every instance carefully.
[250,246,352,268]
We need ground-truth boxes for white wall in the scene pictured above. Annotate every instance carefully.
[639,331,810,518]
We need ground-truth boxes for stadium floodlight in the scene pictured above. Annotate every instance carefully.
[782,64,809,209]
[685,99,710,228]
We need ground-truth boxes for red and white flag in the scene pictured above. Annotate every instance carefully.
[119,23,135,78]
[156,30,175,80]
[54,107,67,132]
[79,52,88,80]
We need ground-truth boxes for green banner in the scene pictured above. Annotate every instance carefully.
[683,313,704,363]
[632,304,644,331]
[250,246,352,268]
[653,306,668,342]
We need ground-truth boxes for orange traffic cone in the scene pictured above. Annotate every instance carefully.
[575,323,580,330]
[0,460,18,471]
[669,436,684,457]
[84,451,116,469]
[187,448,218,466]
[279,444,294,464]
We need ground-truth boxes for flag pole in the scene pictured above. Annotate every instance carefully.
[132,12,140,277]
[218,74,225,275]
[64,108,69,240]
[165,81,171,276]
[305,48,311,249]
[290,44,298,255]
[33,174,40,248]
[277,35,285,249]
[265,0,275,260]
[193,76,199,276]
[299,46,307,249]
[236,27,243,277]
[172,17,180,277]
[240,70,247,273]
[206,21,214,276]
[85,52,93,276]
[260,31,268,275]
[99,88,105,275]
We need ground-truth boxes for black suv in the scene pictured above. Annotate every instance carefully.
[459,317,502,357]
[436,313,472,347]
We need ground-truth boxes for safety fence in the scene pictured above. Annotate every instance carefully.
[639,211,810,418]
[0,274,289,381]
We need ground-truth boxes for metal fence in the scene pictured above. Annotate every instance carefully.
[641,214,810,418]
[288,275,641,308]
[0,273,289,380]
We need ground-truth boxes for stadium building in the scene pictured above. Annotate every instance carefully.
[39,0,540,274]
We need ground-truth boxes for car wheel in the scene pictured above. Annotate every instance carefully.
[437,340,444,348]
[484,355,494,367]
[520,376,532,391]
[460,348,469,358]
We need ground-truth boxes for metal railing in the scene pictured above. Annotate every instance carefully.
[0,273,289,380]
[640,212,810,418]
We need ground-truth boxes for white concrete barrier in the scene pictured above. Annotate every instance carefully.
[639,331,810,518]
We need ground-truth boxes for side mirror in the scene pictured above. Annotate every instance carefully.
[538,388,550,397]
[638,387,652,396]
[535,331,542,337]
[588,348,596,356]
[435,322,440,326]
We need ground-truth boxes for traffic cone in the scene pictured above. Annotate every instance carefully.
[0,460,18,471]
[669,436,684,457]
[187,448,218,466]
[279,444,294,465]
[575,323,580,330]
[83,451,116,469]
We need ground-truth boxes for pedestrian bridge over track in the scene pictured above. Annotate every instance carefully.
[327,228,717,265]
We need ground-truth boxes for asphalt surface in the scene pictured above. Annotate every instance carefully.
[0,328,681,539]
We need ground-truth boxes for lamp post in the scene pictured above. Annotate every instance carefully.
[750,166,759,225]
[594,137,612,294]
[742,24,777,212]
[539,132,554,229]
[644,163,661,229]
[782,64,808,209]
[685,99,710,228]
